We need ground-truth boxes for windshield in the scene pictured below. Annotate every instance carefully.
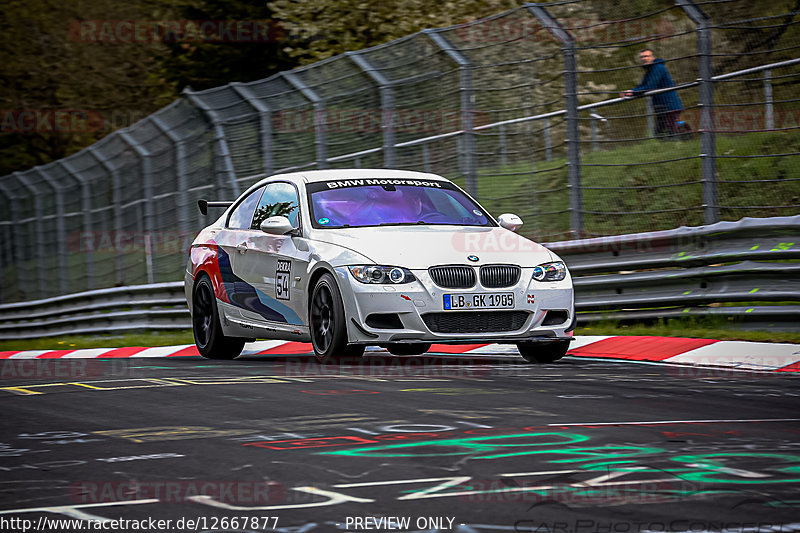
[307,179,494,229]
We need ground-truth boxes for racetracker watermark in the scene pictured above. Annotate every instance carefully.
[69,480,290,504]
[68,20,285,43]
[461,479,700,505]
[453,16,674,44]
[1,109,159,135]
[451,231,675,255]
[272,109,491,134]
[681,108,800,133]
[0,359,136,380]
[667,359,795,377]
[67,231,196,254]
[0,110,104,134]
[278,357,493,379]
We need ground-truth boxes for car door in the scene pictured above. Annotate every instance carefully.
[234,181,311,331]
[215,185,266,323]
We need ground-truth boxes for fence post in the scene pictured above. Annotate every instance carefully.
[119,131,156,284]
[764,69,774,130]
[118,132,155,235]
[34,167,69,295]
[425,30,477,197]
[88,147,125,286]
[543,117,552,162]
[422,143,431,173]
[528,5,582,236]
[0,180,22,302]
[230,83,275,177]
[677,0,717,224]
[183,89,241,198]
[348,52,396,169]
[456,135,465,175]
[0,218,7,302]
[0,201,7,301]
[499,124,508,166]
[646,97,655,137]
[282,72,328,169]
[12,172,47,298]
[58,160,95,290]
[151,116,191,236]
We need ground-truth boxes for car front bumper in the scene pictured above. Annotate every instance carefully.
[334,266,575,345]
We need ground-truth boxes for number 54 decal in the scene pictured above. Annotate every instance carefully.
[276,260,291,300]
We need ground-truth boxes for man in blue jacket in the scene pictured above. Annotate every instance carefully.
[621,49,683,138]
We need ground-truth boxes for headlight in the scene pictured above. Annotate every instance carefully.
[348,265,416,284]
[531,261,567,282]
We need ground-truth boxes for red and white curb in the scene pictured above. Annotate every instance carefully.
[1,336,798,372]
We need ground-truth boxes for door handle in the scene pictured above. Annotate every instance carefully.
[236,243,248,254]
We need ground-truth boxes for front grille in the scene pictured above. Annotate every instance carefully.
[423,311,529,333]
[429,265,476,289]
[480,265,521,288]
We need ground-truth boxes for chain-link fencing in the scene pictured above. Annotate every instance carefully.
[1,0,798,303]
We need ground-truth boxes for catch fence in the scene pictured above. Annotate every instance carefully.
[1,0,798,303]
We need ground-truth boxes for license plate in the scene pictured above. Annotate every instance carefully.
[443,293,514,310]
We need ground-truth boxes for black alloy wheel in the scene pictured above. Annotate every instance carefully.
[310,272,365,363]
[192,274,244,360]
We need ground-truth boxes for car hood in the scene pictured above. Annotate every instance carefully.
[310,225,556,269]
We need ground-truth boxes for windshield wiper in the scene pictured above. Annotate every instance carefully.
[377,221,429,226]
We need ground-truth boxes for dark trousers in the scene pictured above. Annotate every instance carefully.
[655,109,681,137]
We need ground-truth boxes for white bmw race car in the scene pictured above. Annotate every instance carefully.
[185,169,575,363]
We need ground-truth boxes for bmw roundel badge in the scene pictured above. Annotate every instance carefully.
[467,255,479,262]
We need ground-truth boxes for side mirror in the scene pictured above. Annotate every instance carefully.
[498,213,523,232]
[260,216,295,235]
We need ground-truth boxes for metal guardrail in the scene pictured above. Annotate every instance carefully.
[0,282,188,339]
[0,216,797,340]
[547,215,800,330]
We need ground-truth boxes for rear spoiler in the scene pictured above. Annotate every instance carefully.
[198,199,233,215]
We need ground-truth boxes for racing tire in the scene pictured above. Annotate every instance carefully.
[516,339,570,364]
[386,343,432,356]
[192,274,245,360]
[310,273,364,364]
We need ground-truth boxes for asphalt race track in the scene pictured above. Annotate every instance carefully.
[1,351,799,533]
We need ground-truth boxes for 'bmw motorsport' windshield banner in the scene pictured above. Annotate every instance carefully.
[313,178,445,190]
[307,179,492,229]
